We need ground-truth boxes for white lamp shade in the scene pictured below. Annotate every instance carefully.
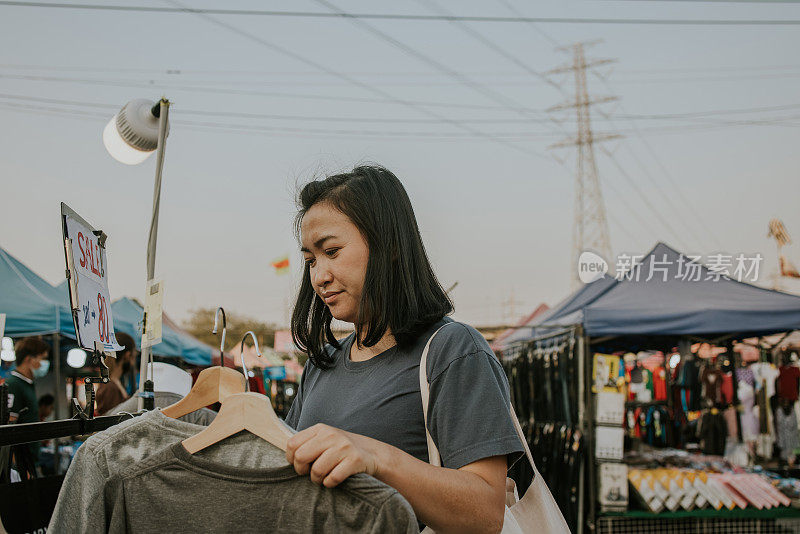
[1,337,14,362]
[67,348,87,368]
[103,116,153,165]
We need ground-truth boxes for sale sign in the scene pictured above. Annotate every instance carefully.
[61,203,123,353]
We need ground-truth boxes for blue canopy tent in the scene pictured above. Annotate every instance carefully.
[110,297,213,366]
[0,247,74,338]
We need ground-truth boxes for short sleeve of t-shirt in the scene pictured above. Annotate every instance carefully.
[426,323,524,469]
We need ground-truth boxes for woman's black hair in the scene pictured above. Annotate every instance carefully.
[291,165,453,369]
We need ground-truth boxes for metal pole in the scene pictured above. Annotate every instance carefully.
[576,325,585,534]
[137,98,169,410]
[584,332,596,533]
[51,331,61,474]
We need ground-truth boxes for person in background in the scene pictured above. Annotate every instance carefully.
[94,332,136,416]
[38,393,55,421]
[7,337,50,425]
[7,337,50,471]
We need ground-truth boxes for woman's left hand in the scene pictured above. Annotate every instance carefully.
[286,423,384,488]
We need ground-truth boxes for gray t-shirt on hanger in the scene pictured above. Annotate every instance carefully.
[285,319,524,469]
[49,409,219,533]
[105,441,418,533]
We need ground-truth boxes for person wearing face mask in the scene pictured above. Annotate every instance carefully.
[284,166,532,533]
[95,331,136,416]
[6,336,50,465]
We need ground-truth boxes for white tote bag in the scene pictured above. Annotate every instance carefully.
[419,325,571,534]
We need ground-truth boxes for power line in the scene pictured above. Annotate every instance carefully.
[2,93,798,128]
[418,0,565,95]
[0,99,572,140]
[4,62,800,76]
[495,0,560,46]
[601,149,693,250]
[7,70,800,88]
[2,2,799,24]
[597,78,727,249]
[0,72,548,112]
[311,0,554,134]
[615,143,710,252]
[161,0,550,160]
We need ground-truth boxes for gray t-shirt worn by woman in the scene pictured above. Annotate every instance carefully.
[285,318,524,469]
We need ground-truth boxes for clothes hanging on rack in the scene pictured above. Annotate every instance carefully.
[737,382,759,442]
[652,368,667,401]
[700,366,725,405]
[736,366,756,388]
[502,330,582,532]
[777,365,800,401]
[775,402,800,462]
[50,410,226,531]
[673,358,701,411]
[644,405,669,447]
[752,363,779,399]
[107,441,416,533]
[50,409,418,533]
[699,410,727,455]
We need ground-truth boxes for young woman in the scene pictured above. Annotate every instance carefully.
[284,166,523,533]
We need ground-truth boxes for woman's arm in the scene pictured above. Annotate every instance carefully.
[286,423,506,534]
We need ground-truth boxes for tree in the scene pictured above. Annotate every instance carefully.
[183,308,277,352]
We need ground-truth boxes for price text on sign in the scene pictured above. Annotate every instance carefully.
[63,204,123,352]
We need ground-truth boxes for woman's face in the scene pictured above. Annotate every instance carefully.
[301,202,369,324]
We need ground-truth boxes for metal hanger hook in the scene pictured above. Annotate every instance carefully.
[239,331,262,392]
[213,307,227,367]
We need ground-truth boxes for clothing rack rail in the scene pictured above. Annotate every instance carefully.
[0,413,143,447]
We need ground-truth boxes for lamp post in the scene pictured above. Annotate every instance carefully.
[103,97,170,410]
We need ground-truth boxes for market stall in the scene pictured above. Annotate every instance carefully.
[503,242,800,533]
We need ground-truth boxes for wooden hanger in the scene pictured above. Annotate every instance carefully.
[182,332,293,453]
[162,307,246,419]
[182,391,294,453]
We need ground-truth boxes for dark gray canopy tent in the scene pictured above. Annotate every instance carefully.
[529,242,800,348]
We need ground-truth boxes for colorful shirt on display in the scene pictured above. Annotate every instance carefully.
[777,365,800,401]
[653,368,667,401]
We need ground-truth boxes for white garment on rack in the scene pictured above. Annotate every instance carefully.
[751,363,779,398]
[738,382,759,442]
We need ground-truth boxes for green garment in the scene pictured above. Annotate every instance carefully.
[6,371,40,460]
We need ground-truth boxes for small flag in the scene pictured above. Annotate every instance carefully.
[780,255,800,279]
[768,219,792,247]
[271,255,290,275]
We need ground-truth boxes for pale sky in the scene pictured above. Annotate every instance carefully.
[1,1,799,328]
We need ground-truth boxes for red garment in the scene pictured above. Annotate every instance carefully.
[653,368,667,401]
[721,373,734,404]
[624,366,635,401]
[777,365,800,401]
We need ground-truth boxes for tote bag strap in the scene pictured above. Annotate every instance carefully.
[419,323,536,472]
